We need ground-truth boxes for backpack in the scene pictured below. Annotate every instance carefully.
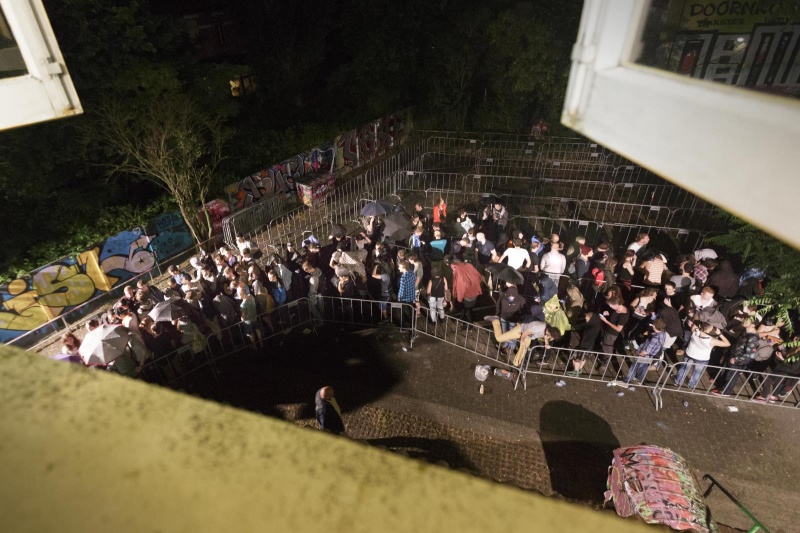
[567,258,578,278]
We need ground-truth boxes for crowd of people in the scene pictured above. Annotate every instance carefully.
[53,195,798,404]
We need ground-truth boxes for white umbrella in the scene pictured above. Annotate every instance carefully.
[148,300,184,323]
[78,325,131,366]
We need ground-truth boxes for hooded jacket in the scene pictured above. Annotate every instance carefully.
[706,260,739,299]
[496,285,527,320]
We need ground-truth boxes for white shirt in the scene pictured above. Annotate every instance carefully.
[694,248,718,261]
[500,247,531,270]
[691,294,717,310]
[540,251,566,279]
[236,239,255,254]
[686,330,714,362]
[459,216,474,234]
[628,241,643,252]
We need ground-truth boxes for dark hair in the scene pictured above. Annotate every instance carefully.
[546,327,562,342]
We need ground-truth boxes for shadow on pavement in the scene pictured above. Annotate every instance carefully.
[184,326,401,421]
[366,436,477,472]
[539,400,619,505]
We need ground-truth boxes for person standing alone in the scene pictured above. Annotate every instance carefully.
[315,386,345,435]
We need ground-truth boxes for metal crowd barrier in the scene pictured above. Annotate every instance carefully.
[653,360,800,410]
[221,194,298,248]
[316,295,417,339]
[118,289,800,416]
[506,215,710,255]
[140,298,313,386]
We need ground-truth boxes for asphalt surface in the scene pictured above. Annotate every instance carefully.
[175,322,799,533]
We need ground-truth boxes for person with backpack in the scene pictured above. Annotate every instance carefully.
[713,319,760,396]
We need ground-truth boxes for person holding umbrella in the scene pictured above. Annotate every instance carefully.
[383,211,413,244]
[50,332,84,365]
[79,324,141,376]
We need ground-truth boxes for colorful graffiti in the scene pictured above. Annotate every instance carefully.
[604,445,718,533]
[146,211,194,261]
[227,109,410,211]
[659,0,800,94]
[226,145,336,210]
[0,212,193,344]
[334,111,408,171]
[200,199,232,237]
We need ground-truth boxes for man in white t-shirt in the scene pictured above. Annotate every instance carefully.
[499,238,531,270]
[540,242,566,283]
[627,233,649,255]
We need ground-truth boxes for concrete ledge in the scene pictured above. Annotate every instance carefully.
[0,344,660,532]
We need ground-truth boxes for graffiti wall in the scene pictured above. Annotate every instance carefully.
[660,0,800,94]
[334,111,408,171]
[226,109,410,211]
[225,145,336,210]
[0,211,193,343]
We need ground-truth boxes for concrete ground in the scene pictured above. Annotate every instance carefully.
[178,322,800,533]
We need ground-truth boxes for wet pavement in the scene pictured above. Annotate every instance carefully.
[181,323,799,533]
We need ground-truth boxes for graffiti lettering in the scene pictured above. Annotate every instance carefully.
[226,145,336,210]
[0,212,194,343]
[690,1,781,18]
[335,129,359,169]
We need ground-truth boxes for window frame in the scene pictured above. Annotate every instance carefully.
[0,0,82,131]
[561,0,800,249]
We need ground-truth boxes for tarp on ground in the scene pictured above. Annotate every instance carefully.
[605,445,718,533]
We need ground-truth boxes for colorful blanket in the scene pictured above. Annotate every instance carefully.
[605,445,718,532]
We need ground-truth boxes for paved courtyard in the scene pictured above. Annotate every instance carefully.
[181,323,799,533]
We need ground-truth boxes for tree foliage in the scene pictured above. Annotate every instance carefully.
[0,0,585,281]
[92,95,232,246]
[709,216,800,334]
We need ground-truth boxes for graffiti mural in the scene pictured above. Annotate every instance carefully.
[334,110,409,171]
[227,109,410,211]
[604,445,718,533]
[652,1,800,96]
[199,199,232,237]
[146,211,193,262]
[334,129,360,169]
[0,212,194,344]
[226,145,336,210]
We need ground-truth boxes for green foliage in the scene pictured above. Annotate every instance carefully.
[0,196,177,284]
[709,215,800,333]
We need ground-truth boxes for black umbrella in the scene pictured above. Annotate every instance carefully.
[383,212,413,242]
[361,200,394,217]
[486,263,524,285]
